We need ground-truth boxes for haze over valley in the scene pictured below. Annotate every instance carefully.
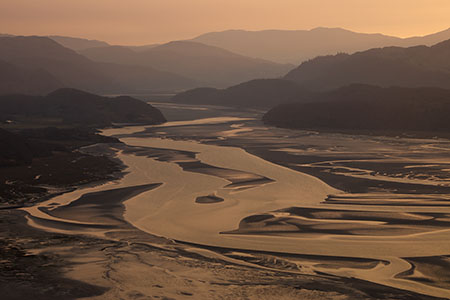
[1,2,450,299]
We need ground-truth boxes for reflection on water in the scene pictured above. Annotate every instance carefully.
[153,116,255,128]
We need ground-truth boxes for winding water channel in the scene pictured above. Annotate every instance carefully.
[23,103,450,299]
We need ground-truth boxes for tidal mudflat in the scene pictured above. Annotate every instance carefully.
[20,103,450,299]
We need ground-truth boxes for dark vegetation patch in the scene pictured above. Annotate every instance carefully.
[0,126,124,206]
[0,88,166,127]
[263,84,450,134]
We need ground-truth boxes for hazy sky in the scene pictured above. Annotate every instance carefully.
[1,0,449,45]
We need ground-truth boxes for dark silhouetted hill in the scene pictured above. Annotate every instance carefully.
[80,41,292,88]
[0,59,64,94]
[284,39,450,91]
[192,27,450,64]
[96,62,196,92]
[263,84,450,133]
[0,88,166,126]
[172,79,312,107]
[0,36,194,94]
[0,36,112,91]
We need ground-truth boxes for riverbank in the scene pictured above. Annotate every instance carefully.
[0,126,128,209]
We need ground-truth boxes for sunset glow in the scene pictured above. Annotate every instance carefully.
[1,0,449,44]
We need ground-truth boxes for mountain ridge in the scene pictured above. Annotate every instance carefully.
[0,59,64,95]
[0,36,195,94]
[192,27,450,64]
[80,40,292,88]
[284,38,450,90]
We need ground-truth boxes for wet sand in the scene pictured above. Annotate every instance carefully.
[32,183,161,231]
[6,179,441,300]
[17,105,450,299]
[3,168,433,299]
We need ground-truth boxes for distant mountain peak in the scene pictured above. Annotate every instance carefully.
[0,35,195,94]
[151,40,241,56]
[79,39,291,88]
[192,27,450,64]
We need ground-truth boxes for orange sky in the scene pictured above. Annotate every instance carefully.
[1,0,449,45]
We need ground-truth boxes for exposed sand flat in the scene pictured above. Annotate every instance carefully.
[399,256,450,290]
[298,161,450,187]
[40,184,161,226]
[22,106,450,299]
[219,123,255,137]
[99,133,448,298]
[324,193,450,208]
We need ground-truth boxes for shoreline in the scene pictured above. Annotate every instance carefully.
[0,141,126,208]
